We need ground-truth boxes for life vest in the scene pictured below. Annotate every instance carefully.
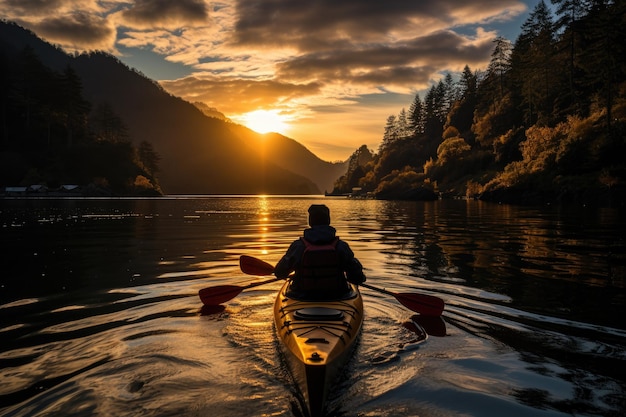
[289,237,350,299]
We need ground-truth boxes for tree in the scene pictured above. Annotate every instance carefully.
[397,108,410,139]
[331,145,373,194]
[579,0,626,133]
[138,140,161,177]
[11,46,57,146]
[443,72,458,111]
[436,137,471,164]
[408,93,425,135]
[447,66,480,144]
[487,37,513,99]
[434,80,449,123]
[459,65,477,99]
[380,114,399,153]
[90,102,130,143]
[551,0,589,116]
[424,84,445,139]
[511,1,558,126]
[350,145,374,169]
[58,65,91,148]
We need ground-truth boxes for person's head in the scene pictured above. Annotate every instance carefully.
[308,204,330,226]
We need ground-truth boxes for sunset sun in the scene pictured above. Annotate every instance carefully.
[241,110,289,134]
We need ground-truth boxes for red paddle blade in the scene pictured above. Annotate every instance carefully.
[410,314,447,337]
[240,255,275,276]
[395,293,445,316]
[199,285,243,306]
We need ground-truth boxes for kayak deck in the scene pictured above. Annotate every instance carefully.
[274,282,364,417]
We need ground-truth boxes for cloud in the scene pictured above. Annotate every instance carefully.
[1,0,67,14]
[28,12,117,52]
[119,0,210,29]
[232,0,526,51]
[275,29,494,88]
[160,75,321,114]
[1,0,120,51]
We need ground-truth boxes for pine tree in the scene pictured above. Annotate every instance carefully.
[551,0,589,116]
[443,72,459,111]
[579,0,626,132]
[380,114,399,153]
[58,65,91,148]
[487,37,513,98]
[512,0,558,125]
[459,65,477,99]
[424,85,444,139]
[408,94,425,136]
[397,108,410,139]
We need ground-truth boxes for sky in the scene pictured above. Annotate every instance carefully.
[0,0,543,161]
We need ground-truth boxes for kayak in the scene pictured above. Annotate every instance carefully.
[273,280,364,417]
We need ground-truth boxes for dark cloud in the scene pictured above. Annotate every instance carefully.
[234,0,424,47]
[276,30,493,85]
[32,12,115,49]
[226,0,520,92]
[1,0,65,14]
[233,0,523,50]
[121,0,210,29]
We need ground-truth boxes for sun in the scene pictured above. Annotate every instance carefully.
[241,109,289,134]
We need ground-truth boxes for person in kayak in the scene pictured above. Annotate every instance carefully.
[274,204,366,300]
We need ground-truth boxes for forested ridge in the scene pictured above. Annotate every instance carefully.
[0,40,162,196]
[332,0,626,206]
[0,21,340,195]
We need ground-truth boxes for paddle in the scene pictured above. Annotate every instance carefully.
[360,283,444,317]
[404,314,447,337]
[198,277,281,306]
[239,255,445,316]
[198,256,282,306]
[240,255,276,276]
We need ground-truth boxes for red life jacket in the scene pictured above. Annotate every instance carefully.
[290,237,350,299]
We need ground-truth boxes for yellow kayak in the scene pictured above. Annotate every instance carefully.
[273,280,364,417]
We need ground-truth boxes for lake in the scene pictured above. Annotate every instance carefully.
[1,196,625,416]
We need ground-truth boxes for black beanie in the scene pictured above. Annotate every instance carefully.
[308,204,330,226]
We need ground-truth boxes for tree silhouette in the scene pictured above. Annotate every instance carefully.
[58,66,91,148]
[408,93,425,136]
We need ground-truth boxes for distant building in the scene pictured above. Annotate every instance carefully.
[350,187,364,197]
[60,185,80,192]
[28,184,48,193]
[4,186,28,195]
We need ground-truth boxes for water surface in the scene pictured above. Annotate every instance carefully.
[1,196,624,416]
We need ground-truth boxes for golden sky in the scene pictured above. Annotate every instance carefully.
[0,0,539,161]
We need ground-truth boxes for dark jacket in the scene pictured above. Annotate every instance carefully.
[275,225,366,285]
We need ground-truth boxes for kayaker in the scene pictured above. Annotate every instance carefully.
[275,204,366,299]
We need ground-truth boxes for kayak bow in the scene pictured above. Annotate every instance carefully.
[274,281,364,417]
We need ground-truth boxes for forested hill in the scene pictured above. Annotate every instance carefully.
[332,1,626,206]
[0,21,346,195]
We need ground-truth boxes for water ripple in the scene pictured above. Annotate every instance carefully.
[1,197,624,416]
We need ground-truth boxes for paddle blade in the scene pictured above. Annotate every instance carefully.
[395,293,445,316]
[410,314,447,337]
[240,255,275,276]
[199,285,243,306]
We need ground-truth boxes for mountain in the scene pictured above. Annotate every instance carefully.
[0,21,346,194]
[228,126,347,194]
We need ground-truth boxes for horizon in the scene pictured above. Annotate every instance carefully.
[1,0,546,161]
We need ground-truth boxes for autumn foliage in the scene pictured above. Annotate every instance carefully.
[332,0,626,205]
